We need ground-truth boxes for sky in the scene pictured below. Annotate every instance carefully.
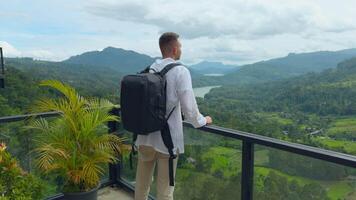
[1,0,356,65]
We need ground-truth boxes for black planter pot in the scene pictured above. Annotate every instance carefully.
[63,185,100,200]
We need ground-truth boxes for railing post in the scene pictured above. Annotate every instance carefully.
[241,141,254,200]
[0,47,5,89]
[108,107,121,185]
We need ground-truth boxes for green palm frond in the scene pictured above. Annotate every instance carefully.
[29,98,58,113]
[79,112,118,136]
[30,80,124,192]
[25,117,51,134]
[87,98,115,111]
[94,134,126,154]
[34,144,69,171]
[40,80,80,102]
[81,153,114,187]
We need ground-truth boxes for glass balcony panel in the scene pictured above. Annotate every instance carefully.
[253,145,356,200]
[121,126,242,200]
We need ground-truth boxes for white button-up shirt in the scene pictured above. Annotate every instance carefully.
[135,58,207,154]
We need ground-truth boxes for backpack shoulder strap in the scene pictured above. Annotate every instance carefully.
[139,65,158,74]
[160,63,182,76]
[139,66,150,74]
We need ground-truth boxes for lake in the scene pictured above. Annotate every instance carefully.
[204,74,224,77]
[193,85,221,98]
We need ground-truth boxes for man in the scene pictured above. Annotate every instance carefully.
[135,32,213,200]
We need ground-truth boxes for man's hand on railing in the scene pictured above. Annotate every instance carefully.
[205,116,212,125]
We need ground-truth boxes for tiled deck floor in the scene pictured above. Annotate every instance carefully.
[98,186,134,200]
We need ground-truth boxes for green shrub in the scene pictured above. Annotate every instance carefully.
[0,142,44,200]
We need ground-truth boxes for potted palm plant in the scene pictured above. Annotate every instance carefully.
[27,80,124,200]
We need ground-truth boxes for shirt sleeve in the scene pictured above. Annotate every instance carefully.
[176,67,207,128]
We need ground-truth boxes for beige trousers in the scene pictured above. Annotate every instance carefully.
[134,145,178,200]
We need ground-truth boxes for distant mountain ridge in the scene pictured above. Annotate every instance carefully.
[63,47,155,74]
[189,61,239,74]
[60,46,356,87]
[212,48,356,86]
[206,57,356,115]
[63,47,240,76]
[258,48,356,73]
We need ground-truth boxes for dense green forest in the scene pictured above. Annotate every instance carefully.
[7,58,123,99]
[199,57,356,153]
[2,49,356,199]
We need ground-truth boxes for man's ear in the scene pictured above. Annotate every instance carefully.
[172,46,178,55]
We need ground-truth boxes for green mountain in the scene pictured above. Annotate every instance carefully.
[196,48,356,86]
[63,46,154,74]
[5,57,123,99]
[62,47,356,87]
[205,56,356,116]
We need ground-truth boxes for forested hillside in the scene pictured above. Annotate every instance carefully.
[206,57,356,115]
[8,58,122,99]
[0,66,44,116]
[200,57,356,153]
[194,48,356,87]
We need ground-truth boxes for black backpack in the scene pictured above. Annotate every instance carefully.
[120,62,181,186]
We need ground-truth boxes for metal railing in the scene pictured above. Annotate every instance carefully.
[2,109,356,200]
[188,123,356,200]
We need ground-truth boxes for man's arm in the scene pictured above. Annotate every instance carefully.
[176,67,212,128]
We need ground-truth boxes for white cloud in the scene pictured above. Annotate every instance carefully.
[86,0,356,40]
[0,41,22,57]
[2,0,356,64]
[78,0,356,65]
[0,41,60,61]
[26,50,56,60]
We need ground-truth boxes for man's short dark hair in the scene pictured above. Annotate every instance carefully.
[159,32,179,53]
